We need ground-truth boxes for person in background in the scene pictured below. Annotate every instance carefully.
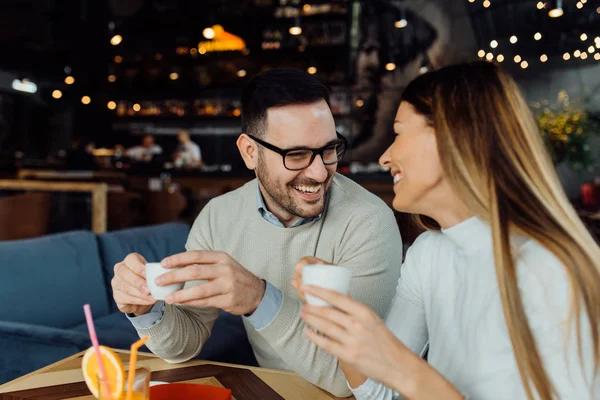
[66,137,97,170]
[294,61,600,399]
[174,129,202,169]
[126,135,162,162]
[110,67,403,397]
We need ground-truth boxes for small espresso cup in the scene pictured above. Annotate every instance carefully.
[145,262,184,300]
[301,264,353,307]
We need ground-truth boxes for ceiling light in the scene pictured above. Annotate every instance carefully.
[394,19,408,28]
[110,35,122,46]
[203,27,215,39]
[548,0,564,17]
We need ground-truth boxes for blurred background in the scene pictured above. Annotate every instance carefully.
[0,0,598,242]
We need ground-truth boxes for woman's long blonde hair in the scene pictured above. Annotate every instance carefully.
[402,61,600,399]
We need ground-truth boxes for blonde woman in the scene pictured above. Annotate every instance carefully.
[294,61,600,399]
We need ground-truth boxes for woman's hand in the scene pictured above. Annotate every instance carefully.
[300,285,464,399]
[291,256,331,302]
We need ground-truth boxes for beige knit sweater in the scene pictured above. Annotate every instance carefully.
[134,174,403,397]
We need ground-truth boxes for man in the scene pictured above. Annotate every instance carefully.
[126,135,163,162]
[111,68,402,397]
[174,129,202,168]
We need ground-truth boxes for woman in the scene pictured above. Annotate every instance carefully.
[294,61,600,399]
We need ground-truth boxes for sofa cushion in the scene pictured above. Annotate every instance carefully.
[71,312,144,351]
[0,320,91,385]
[0,230,109,329]
[97,223,189,313]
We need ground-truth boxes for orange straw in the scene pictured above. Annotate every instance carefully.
[126,336,149,400]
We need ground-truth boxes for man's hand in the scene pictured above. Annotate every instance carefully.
[291,256,332,302]
[158,251,266,316]
[112,253,156,315]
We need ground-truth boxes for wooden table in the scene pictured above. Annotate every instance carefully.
[0,350,352,400]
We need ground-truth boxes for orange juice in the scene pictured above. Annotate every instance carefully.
[98,390,148,400]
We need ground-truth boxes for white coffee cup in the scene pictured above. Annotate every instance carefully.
[145,262,184,300]
[302,264,353,307]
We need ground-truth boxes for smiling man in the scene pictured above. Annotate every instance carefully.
[113,68,402,397]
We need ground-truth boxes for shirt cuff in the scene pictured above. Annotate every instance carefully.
[244,281,283,330]
[125,301,165,329]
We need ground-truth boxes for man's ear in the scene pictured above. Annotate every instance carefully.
[236,133,258,170]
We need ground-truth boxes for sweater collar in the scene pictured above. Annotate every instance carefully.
[441,216,491,251]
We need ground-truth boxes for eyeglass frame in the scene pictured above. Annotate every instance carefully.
[247,132,348,171]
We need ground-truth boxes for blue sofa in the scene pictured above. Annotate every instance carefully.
[0,223,257,385]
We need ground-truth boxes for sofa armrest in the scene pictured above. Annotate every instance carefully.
[0,320,91,385]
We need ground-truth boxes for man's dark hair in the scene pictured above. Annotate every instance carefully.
[241,68,331,138]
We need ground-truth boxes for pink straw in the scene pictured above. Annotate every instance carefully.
[83,304,112,400]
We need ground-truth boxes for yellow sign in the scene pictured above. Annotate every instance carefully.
[198,25,246,53]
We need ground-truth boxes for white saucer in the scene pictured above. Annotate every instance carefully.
[149,381,169,386]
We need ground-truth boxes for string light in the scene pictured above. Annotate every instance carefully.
[289,26,302,35]
[588,46,595,53]
[574,50,581,57]
[514,55,522,63]
[107,101,117,110]
[534,32,542,41]
[486,52,494,61]
[581,52,588,59]
[133,103,141,112]
[169,72,179,80]
[114,56,123,63]
[520,61,529,69]
[595,53,600,60]
[478,49,486,57]
[237,69,247,77]
[581,33,588,41]
[490,40,498,48]
[108,75,117,82]
[65,76,75,85]
[497,54,504,62]
[536,1,545,9]
[81,96,91,105]
[308,66,318,74]
[576,2,583,9]
[581,0,587,3]
[563,52,571,60]
[356,100,364,107]
[468,0,475,2]
[52,90,62,99]
[483,0,490,8]
[510,35,518,44]
[540,54,548,62]
[385,63,396,71]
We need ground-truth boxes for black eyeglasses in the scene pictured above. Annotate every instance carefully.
[248,132,348,171]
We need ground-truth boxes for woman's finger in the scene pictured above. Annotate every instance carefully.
[301,309,349,344]
[304,327,346,358]
[301,285,364,315]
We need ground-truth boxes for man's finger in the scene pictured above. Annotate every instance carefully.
[164,280,225,304]
[157,264,223,286]
[116,264,149,295]
[114,290,156,306]
[124,253,147,276]
[161,250,225,269]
